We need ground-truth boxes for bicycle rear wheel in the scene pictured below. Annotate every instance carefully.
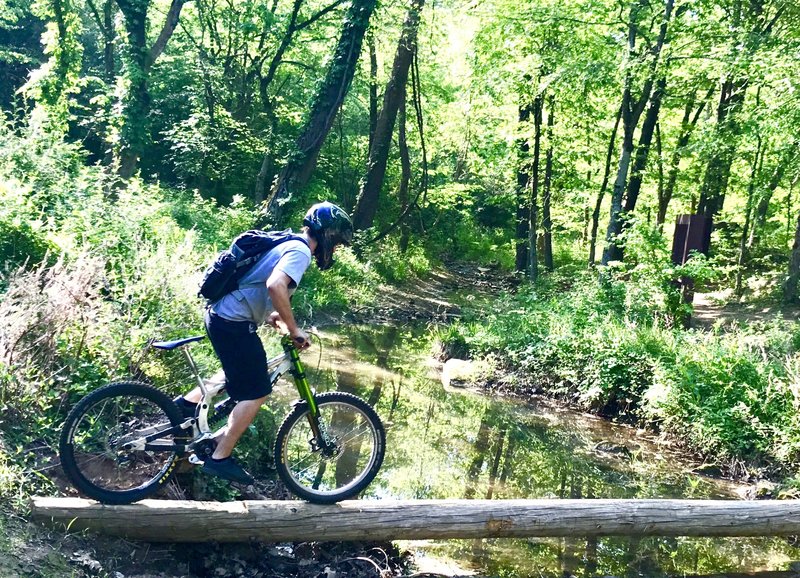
[59,381,185,504]
[274,391,385,503]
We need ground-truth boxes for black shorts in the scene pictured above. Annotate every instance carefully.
[204,309,272,401]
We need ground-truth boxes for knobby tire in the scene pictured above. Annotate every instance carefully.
[59,381,184,505]
[274,391,385,503]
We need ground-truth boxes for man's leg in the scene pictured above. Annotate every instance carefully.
[182,387,202,403]
[211,395,268,460]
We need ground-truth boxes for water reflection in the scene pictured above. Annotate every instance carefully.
[300,324,800,577]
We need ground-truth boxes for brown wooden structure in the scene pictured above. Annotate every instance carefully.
[31,497,800,542]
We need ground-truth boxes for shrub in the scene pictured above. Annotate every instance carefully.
[439,262,800,466]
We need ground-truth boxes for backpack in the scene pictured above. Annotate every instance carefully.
[198,229,309,303]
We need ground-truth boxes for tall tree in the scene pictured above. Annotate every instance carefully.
[588,105,622,266]
[656,86,713,227]
[696,0,786,222]
[397,94,412,252]
[527,92,544,280]
[602,0,674,265]
[515,101,532,273]
[352,0,425,231]
[542,93,555,272]
[115,0,189,179]
[252,0,350,202]
[748,140,799,247]
[263,0,378,224]
[785,211,800,303]
[623,76,665,215]
[26,0,83,131]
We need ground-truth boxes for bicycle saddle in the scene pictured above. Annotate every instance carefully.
[151,335,206,350]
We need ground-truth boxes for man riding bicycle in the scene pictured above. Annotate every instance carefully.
[175,201,354,484]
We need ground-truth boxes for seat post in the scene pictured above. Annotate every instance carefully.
[182,347,207,393]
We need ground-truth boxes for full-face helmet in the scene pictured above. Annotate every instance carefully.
[303,202,353,270]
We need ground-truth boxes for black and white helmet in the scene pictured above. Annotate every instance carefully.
[303,202,353,270]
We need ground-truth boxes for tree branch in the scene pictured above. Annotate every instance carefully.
[147,0,190,70]
[294,0,348,31]
[84,0,112,39]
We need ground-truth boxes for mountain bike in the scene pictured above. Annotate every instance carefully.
[58,333,386,505]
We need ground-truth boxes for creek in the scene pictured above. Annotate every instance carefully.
[296,322,800,578]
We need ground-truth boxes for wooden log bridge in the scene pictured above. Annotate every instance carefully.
[30,497,800,542]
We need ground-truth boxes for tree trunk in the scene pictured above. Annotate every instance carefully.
[485,429,505,499]
[515,102,532,273]
[601,130,634,264]
[735,135,764,296]
[352,0,424,231]
[527,94,544,280]
[115,0,188,180]
[748,141,798,248]
[33,497,800,542]
[264,0,378,225]
[588,105,622,266]
[464,416,492,499]
[253,0,304,203]
[368,30,378,150]
[657,87,712,227]
[602,0,673,264]
[103,0,114,81]
[542,94,555,272]
[784,211,800,303]
[697,77,748,221]
[623,76,665,214]
[253,103,278,204]
[115,0,149,180]
[398,95,411,252]
[696,2,785,223]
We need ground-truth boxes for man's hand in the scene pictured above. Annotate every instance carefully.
[290,328,311,350]
[267,311,282,330]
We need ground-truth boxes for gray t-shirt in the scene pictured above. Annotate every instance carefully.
[211,238,312,324]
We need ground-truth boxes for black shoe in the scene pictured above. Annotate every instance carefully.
[202,456,254,485]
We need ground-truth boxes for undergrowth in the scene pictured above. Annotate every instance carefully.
[0,126,427,508]
[439,220,800,475]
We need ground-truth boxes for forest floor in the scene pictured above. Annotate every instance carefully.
[691,290,800,329]
[347,260,518,326]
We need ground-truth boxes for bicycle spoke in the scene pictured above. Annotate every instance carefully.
[276,395,384,501]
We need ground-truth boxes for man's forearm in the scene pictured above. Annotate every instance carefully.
[268,284,299,334]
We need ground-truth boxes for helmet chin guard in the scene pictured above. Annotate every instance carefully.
[303,202,353,270]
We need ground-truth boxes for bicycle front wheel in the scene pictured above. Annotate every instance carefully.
[59,381,184,504]
[274,391,385,503]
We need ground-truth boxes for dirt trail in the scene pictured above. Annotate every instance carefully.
[350,261,517,324]
[691,292,800,329]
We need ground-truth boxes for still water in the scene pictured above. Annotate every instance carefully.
[293,323,800,577]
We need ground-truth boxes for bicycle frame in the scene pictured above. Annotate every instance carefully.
[123,335,324,454]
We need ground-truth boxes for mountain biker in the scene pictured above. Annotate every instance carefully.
[174,201,354,484]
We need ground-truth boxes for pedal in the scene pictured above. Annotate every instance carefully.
[188,454,204,465]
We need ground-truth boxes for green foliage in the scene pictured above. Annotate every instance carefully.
[357,237,432,284]
[24,0,83,131]
[0,216,54,276]
[422,183,515,268]
[163,110,265,201]
[294,247,380,316]
[442,247,800,465]
[602,218,719,327]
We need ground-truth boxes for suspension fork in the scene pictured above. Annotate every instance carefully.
[283,336,329,448]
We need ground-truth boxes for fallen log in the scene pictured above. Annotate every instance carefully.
[31,497,800,542]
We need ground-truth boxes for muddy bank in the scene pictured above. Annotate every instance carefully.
[3,513,410,578]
